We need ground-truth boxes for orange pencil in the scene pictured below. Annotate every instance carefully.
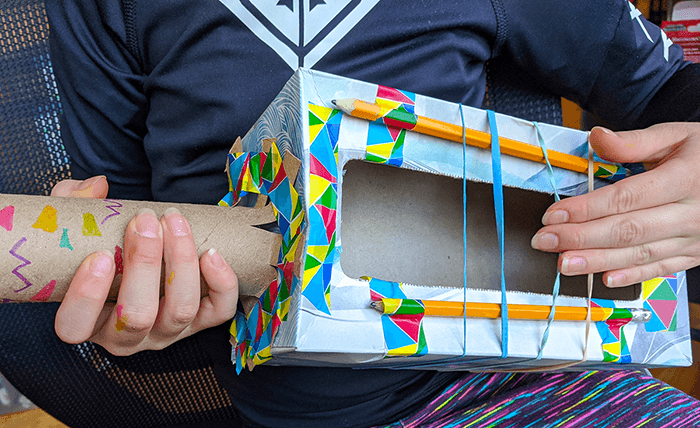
[370,298,651,323]
[332,98,628,181]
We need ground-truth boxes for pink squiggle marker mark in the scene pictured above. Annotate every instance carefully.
[101,200,123,225]
[9,237,32,292]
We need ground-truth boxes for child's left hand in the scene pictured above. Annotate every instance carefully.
[50,177,239,356]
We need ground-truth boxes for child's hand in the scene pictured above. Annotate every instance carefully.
[50,177,239,355]
[532,123,700,288]
[50,175,110,199]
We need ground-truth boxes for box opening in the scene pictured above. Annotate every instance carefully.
[340,160,639,301]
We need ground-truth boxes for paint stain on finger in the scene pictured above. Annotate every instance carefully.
[167,271,175,285]
[115,304,129,332]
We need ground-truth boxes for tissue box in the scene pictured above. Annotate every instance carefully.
[223,69,691,371]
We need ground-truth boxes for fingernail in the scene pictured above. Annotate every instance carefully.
[77,175,106,190]
[542,210,569,225]
[596,126,615,136]
[135,208,160,238]
[561,256,586,274]
[606,273,626,288]
[531,233,558,250]
[163,207,189,237]
[89,251,114,277]
[208,248,227,270]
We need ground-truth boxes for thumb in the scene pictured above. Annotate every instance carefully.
[589,124,689,165]
[51,176,109,199]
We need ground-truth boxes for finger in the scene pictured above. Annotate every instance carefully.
[534,203,695,252]
[588,124,689,164]
[50,176,109,198]
[192,248,239,332]
[542,163,689,226]
[152,208,201,338]
[542,125,695,225]
[603,255,699,288]
[557,236,696,276]
[94,209,163,351]
[55,250,114,344]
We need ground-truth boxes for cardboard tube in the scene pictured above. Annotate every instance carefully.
[0,194,281,302]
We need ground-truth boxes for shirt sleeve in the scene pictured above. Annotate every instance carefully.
[46,0,151,200]
[636,62,700,126]
[49,0,283,204]
[498,0,688,128]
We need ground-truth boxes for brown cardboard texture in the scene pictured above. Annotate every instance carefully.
[340,160,639,301]
[0,194,280,302]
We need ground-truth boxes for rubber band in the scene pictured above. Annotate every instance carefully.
[406,120,596,372]
[479,124,586,374]
[460,104,468,358]
[540,140,594,370]
[487,110,509,359]
[393,109,507,370]
[498,131,596,373]
[532,122,562,360]
[383,107,505,371]
[582,137,595,364]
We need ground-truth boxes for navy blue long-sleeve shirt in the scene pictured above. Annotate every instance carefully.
[45,1,699,426]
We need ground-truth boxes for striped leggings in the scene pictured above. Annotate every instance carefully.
[378,371,700,428]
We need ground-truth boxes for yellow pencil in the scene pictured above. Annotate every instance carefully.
[332,98,628,181]
[370,298,651,323]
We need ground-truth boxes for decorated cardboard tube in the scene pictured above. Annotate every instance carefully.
[0,194,282,303]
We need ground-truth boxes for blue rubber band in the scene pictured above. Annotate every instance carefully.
[487,110,508,359]
[368,119,568,371]
[460,104,468,358]
[387,107,497,370]
[372,109,510,370]
[533,122,562,359]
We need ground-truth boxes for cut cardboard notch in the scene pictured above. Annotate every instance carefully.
[227,137,302,212]
[340,160,639,301]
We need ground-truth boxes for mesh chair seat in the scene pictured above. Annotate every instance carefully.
[0,0,69,195]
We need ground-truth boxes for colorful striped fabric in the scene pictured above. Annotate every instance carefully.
[377,371,699,428]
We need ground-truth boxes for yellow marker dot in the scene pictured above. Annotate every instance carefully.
[168,271,175,285]
[82,213,102,236]
[32,205,58,233]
